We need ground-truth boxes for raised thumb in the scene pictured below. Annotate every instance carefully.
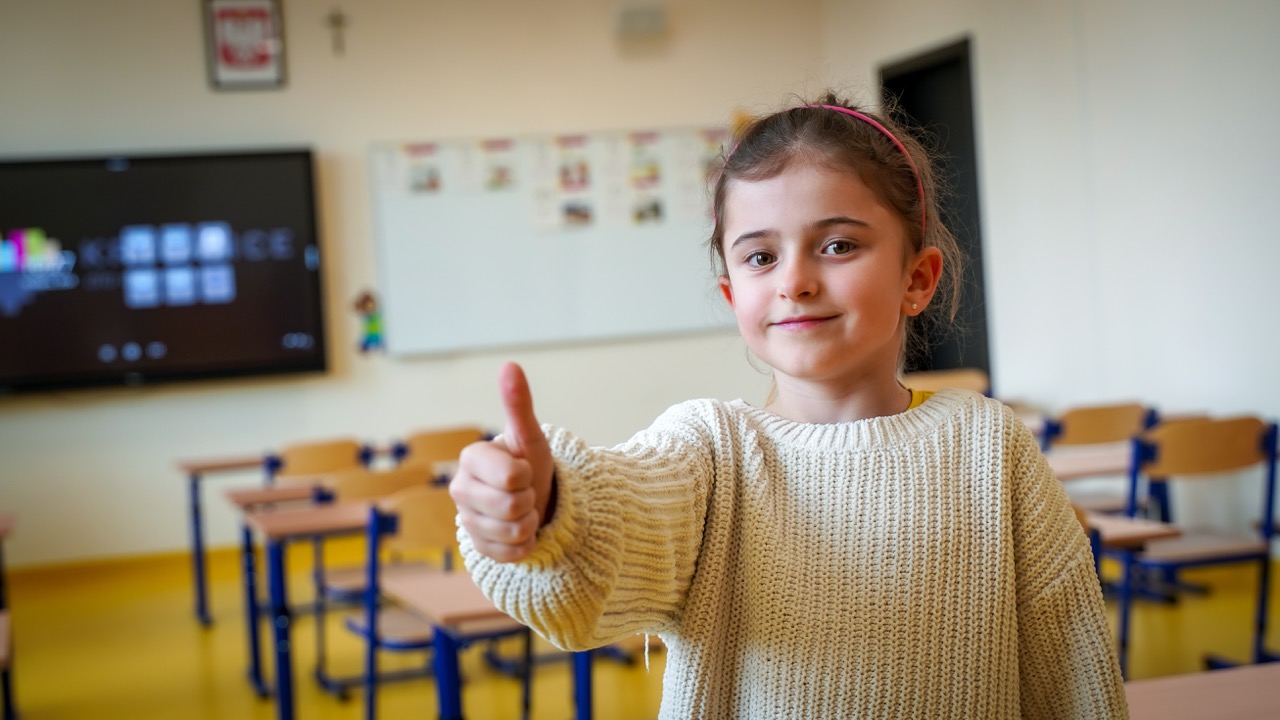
[498,362,542,458]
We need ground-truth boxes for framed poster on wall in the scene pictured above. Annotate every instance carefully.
[204,0,286,90]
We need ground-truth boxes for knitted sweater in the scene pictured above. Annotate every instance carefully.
[459,389,1128,719]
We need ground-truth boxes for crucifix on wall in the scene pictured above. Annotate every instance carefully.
[325,8,348,55]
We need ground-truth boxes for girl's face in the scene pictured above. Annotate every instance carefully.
[719,161,935,399]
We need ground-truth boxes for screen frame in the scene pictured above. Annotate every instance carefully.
[0,146,328,396]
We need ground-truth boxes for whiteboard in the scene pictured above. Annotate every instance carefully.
[368,127,735,357]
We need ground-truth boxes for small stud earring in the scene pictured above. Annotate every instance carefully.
[912,303,919,311]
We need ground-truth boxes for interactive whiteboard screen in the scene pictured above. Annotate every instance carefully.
[0,149,326,393]
[369,127,734,357]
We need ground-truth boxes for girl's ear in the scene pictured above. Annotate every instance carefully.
[718,276,734,307]
[903,247,942,316]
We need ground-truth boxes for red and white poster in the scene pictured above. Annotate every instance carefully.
[206,0,286,88]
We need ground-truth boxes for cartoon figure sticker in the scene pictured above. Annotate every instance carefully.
[353,290,384,353]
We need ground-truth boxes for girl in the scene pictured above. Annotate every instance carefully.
[450,93,1127,718]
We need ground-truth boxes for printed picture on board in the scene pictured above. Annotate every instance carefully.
[632,196,663,225]
[629,132,662,190]
[562,200,593,226]
[404,143,442,193]
[557,135,591,192]
[482,138,516,191]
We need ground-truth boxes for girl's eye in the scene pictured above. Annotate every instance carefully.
[824,239,855,256]
[745,251,775,268]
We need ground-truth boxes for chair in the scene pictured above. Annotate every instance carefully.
[236,436,375,694]
[1114,417,1278,677]
[901,367,990,395]
[310,426,482,697]
[392,426,488,478]
[356,485,533,720]
[311,463,440,697]
[267,436,373,484]
[1042,402,1157,513]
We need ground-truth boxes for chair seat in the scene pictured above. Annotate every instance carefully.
[1141,533,1267,564]
[345,606,436,647]
[345,603,526,648]
[0,611,9,670]
[323,561,432,597]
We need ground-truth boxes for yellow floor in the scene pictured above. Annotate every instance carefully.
[5,543,1278,719]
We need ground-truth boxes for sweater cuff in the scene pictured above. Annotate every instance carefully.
[457,424,586,572]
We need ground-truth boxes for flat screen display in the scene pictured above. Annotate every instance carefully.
[0,148,327,394]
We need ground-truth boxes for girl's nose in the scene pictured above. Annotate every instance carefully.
[777,259,818,299]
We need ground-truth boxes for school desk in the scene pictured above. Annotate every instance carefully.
[226,481,327,696]
[1016,408,1047,438]
[380,570,595,720]
[244,501,371,719]
[182,442,395,626]
[1044,441,1132,481]
[178,453,267,625]
[1084,510,1184,679]
[1125,663,1280,719]
[1083,511,1181,549]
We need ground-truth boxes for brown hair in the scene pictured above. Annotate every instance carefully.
[708,91,964,366]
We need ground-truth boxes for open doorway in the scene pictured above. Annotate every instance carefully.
[881,38,992,391]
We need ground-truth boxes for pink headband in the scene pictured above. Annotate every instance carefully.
[807,104,927,235]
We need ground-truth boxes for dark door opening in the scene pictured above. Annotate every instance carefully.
[881,38,992,391]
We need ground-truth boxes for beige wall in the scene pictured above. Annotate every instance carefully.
[817,0,1280,537]
[0,0,829,566]
[818,0,1280,415]
[3,0,1279,566]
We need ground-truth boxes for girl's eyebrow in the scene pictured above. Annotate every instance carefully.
[729,216,870,249]
[812,215,870,230]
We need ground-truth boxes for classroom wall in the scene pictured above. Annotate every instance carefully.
[0,0,824,567]
[819,0,1280,417]
[3,0,1278,567]
[817,0,1280,535]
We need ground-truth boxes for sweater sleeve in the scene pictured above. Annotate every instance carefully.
[1005,412,1129,719]
[458,402,718,651]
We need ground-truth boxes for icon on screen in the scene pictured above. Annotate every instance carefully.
[121,342,142,362]
[0,240,17,273]
[200,265,236,304]
[123,268,161,308]
[98,344,117,363]
[196,222,233,262]
[121,226,158,266]
[161,224,193,265]
[163,267,198,306]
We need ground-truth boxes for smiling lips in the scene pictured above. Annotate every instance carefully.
[771,314,837,330]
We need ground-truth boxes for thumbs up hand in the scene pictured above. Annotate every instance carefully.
[451,362,556,562]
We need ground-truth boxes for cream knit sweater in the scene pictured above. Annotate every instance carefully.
[459,389,1128,719]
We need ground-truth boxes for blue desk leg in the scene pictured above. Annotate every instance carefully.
[267,540,295,720]
[432,628,463,720]
[242,525,267,697]
[1116,550,1134,680]
[573,650,593,720]
[190,472,213,626]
